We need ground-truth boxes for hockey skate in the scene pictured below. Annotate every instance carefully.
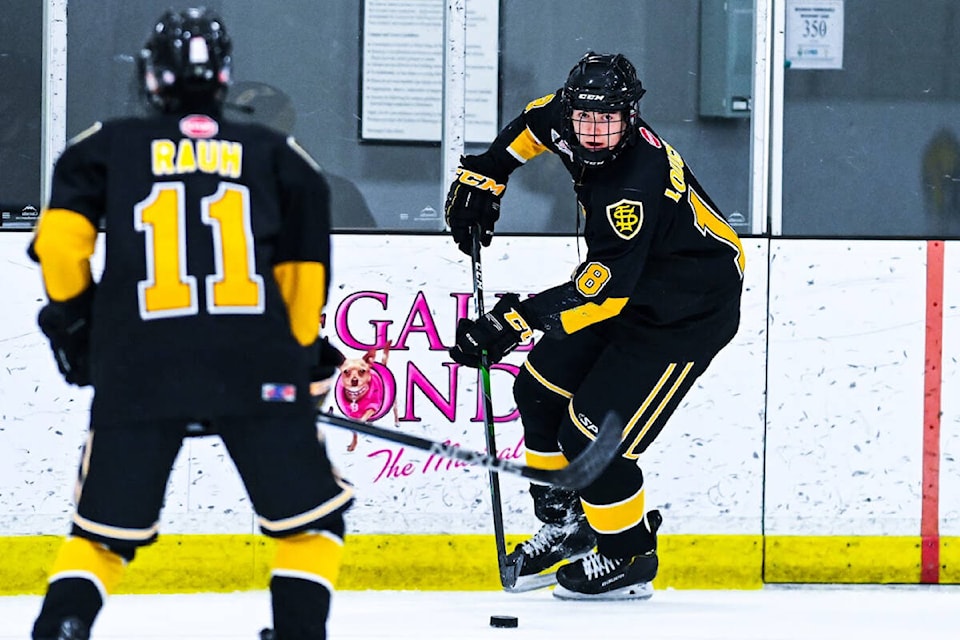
[503,484,596,592]
[552,548,658,600]
[503,514,596,592]
[552,509,662,601]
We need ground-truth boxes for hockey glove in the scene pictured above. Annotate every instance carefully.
[310,336,346,382]
[38,286,95,387]
[309,336,346,404]
[444,156,507,255]
[449,293,534,368]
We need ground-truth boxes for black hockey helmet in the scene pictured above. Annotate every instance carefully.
[560,52,646,166]
[138,7,232,112]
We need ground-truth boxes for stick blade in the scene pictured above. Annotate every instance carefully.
[499,558,522,590]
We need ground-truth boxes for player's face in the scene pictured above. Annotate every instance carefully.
[572,110,625,150]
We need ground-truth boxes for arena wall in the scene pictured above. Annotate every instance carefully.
[1,233,956,592]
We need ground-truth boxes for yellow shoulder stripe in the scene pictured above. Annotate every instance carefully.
[523,93,555,112]
[68,121,103,146]
[286,136,321,172]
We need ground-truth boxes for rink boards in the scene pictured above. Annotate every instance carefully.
[1,234,958,591]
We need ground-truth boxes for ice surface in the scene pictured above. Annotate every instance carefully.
[2,585,959,640]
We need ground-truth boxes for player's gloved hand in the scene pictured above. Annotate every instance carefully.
[310,336,346,382]
[309,336,346,404]
[444,155,507,255]
[38,286,95,387]
[449,293,534,368]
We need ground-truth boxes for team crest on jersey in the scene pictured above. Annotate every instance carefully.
[179,114,219,139]
[606,199,644,240]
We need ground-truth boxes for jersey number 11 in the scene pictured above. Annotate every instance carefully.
[134,181,265,321]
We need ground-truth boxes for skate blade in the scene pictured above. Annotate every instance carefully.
[551,581,654,601]
[503,571,558,593]
[503,548,594,593]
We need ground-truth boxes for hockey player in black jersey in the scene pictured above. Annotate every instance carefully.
[447,52,744,599]
[29,8,351,639]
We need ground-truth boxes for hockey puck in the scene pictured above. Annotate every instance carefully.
[489,615,518,628]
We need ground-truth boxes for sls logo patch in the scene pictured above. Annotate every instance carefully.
[605,199,644,240]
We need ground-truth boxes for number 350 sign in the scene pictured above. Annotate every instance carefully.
[785,0,844,70]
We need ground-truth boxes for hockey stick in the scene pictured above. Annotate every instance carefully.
[315,409,621,491]
[469,228,512,589]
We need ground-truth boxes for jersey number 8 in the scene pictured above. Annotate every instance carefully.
[575,262,611,297]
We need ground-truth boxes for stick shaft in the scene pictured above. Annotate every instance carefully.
[470,229,510,584]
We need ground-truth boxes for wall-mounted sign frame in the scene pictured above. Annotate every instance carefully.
[785,0,844,70]
[360,0,499,143]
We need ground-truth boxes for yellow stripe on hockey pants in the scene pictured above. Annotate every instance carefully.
[272,532,344,590]
[49,536,126,598]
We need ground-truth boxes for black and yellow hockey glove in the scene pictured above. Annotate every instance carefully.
[444,155,507,255]
[449,293,534,368]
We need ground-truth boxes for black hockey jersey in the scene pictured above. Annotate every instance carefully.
[472,92,744,358]
[32,109,331,425]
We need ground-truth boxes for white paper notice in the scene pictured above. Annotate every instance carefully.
[785,0,844,70]
[361,0,499,142]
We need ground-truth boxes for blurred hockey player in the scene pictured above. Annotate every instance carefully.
[446,52,744,599]
[29,8,351,639]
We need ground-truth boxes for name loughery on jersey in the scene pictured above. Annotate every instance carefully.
[151,138,243,178]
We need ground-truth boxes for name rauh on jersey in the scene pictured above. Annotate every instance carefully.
[151,138,243,178]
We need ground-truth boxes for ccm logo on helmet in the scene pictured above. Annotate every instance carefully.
[577,93,605,101]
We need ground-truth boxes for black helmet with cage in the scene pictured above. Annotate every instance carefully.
[560,52,646,167]
[138,7,232,113]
